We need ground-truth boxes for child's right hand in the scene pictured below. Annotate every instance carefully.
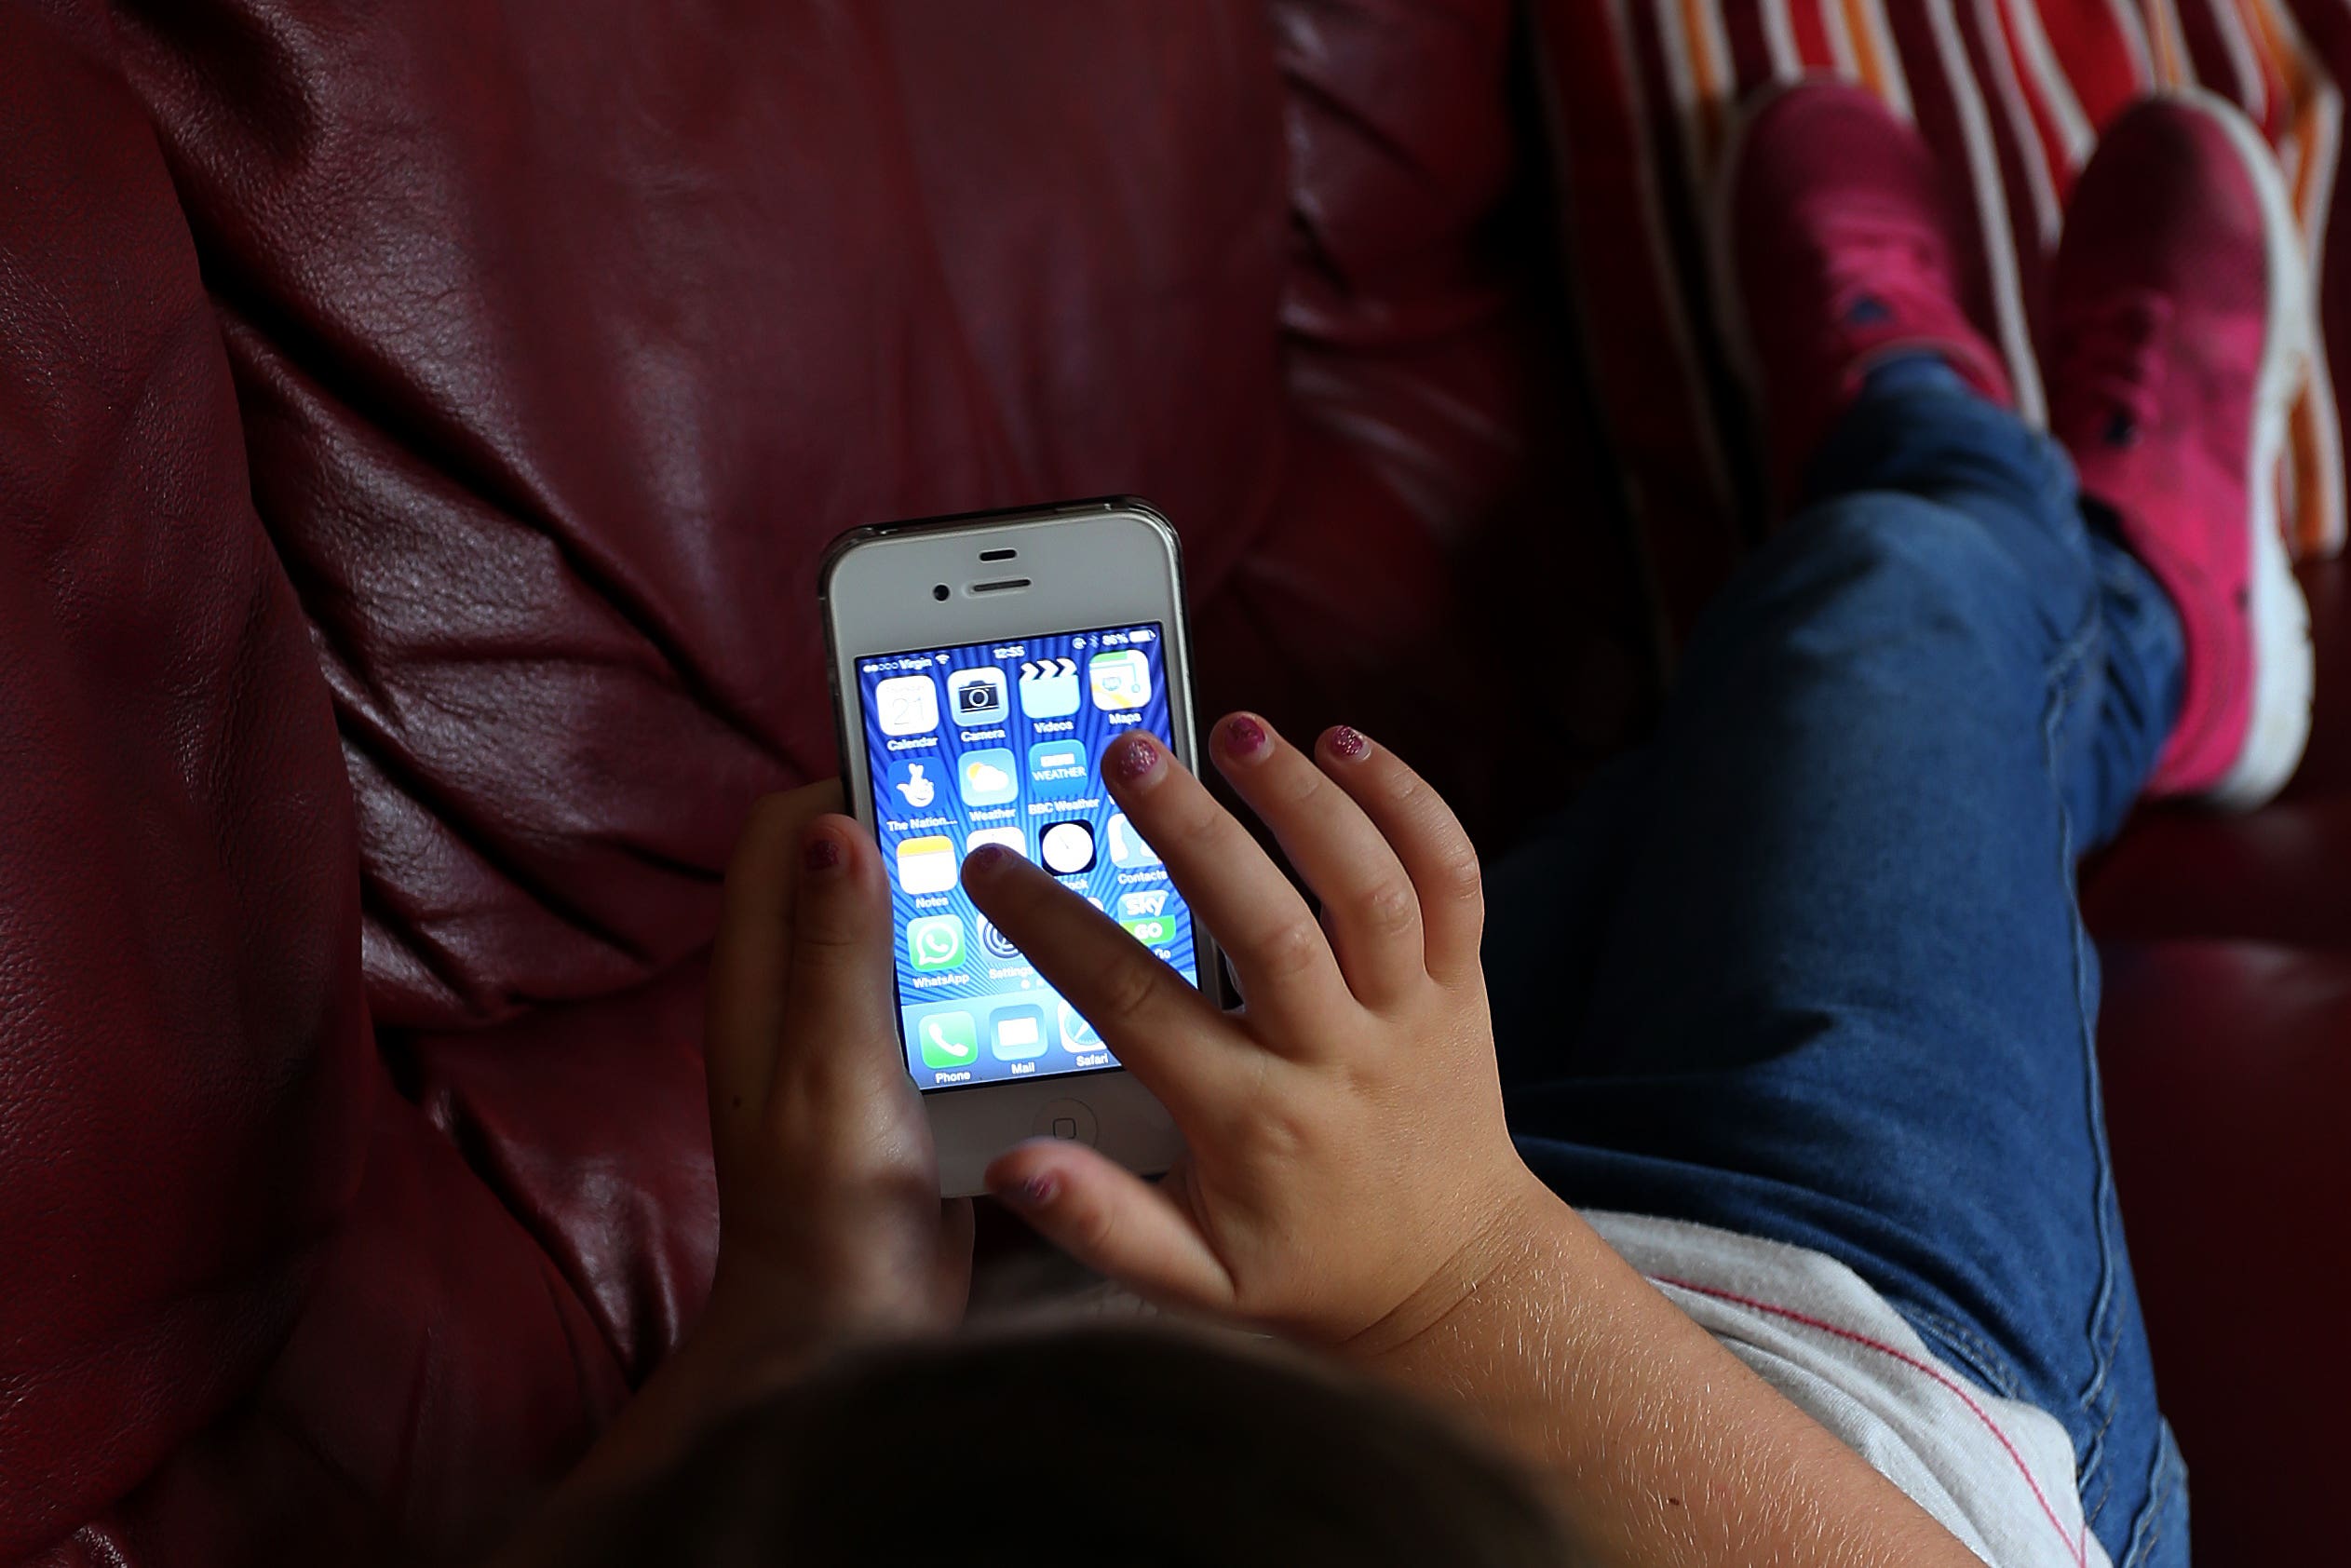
[963,715,1560,1357]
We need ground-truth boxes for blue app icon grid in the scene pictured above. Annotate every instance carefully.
[858,623,1198,1089]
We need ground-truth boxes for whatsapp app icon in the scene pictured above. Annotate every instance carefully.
[907,915,965,971]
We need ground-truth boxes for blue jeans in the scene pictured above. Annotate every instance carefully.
[1486,361,2190,1568]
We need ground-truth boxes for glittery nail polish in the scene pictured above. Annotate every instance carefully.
[1110,732,1159,782]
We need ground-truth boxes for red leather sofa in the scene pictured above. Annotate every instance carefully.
[0,5,2333,1565]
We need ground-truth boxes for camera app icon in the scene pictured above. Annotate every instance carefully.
[946,668,1007,724]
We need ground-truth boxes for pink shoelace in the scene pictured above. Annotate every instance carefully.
[2051,291,2175,449]
[1804,213,1956,331]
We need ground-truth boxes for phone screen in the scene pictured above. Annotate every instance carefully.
[854,622,1198,1091]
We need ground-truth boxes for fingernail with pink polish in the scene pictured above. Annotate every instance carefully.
[1109,732,1159,783]
[965,844,1008,876]
[1329,725,1370,761]
[1221,714,1268,758]
[1009,1173,1059,1209]
[803,834,843,872]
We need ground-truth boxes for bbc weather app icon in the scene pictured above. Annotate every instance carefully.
[946,667,1007,724]
[958,748,1019,806]
[1027,737,1088,795]
[1018,656,1080,719]
[1088,649,1151,711]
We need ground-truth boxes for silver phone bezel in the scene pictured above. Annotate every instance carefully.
[819,499,1214,1196]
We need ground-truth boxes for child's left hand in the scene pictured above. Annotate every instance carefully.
[485,782,970,1565]
[696,780,973,1368]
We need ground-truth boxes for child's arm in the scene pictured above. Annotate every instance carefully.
[971,717,1983,1568]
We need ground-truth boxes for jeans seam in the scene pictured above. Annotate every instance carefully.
[2117,1422,2186,1568]
[2038,598,2128,1527]
[1903,1305,2032,1404]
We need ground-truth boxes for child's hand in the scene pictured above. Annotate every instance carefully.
[965,718,1553,1356]
[698,782,972,1367]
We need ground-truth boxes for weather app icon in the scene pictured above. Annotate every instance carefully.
[958,748,1019,806]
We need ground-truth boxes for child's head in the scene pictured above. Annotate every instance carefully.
[576,1325,1572,1565]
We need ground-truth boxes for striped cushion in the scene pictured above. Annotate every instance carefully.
[1537,0,2346,642]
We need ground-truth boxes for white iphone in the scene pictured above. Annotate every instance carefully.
[819,498,1216,1196]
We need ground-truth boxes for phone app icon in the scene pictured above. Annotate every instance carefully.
[1121,914,1178,949]
[1018,656,1081,719]
[977,916,1021,963]
[906,915,964,971]
[875,674,940,736]
[958,748,1019,806]
[1057,999,1101,1051]
[1088,649,1152,711]
[917,1011,979,1070]
[895,835,956,894]
[989,1004,1047,1061]
[1027,738,1089,793]
[1107,813,1161,869]
[966,826,1027,858]
[885,759,940,811]
[1039,819,1097,875]
[947,667,1007,724]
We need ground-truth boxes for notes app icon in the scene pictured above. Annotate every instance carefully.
[895,834,957,895]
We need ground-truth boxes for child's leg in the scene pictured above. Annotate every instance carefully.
[1479,80,2327,1568]
[1486,360,2182,1562]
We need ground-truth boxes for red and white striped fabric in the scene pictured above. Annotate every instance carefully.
[1536,0,2347,642]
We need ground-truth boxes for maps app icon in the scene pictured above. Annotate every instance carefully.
[1088,649,1150,711]
[1019,656,1080,719]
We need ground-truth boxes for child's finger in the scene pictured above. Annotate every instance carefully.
[986,1141,1236,1313]
[1314,728,1485,984]
[705,781,844,1159]
[962,845,1250,1119]
[1206,712,1425,1006]
[766,814,909,1121]
[1098,729,1356,1039]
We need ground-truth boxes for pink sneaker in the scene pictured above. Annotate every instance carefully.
[2050,91,2314,809]
[1713,80,2015,506]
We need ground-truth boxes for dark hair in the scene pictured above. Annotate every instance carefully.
[575,1325,1574,1567]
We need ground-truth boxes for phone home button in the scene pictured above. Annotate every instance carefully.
[1033,1099,1099,1146]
